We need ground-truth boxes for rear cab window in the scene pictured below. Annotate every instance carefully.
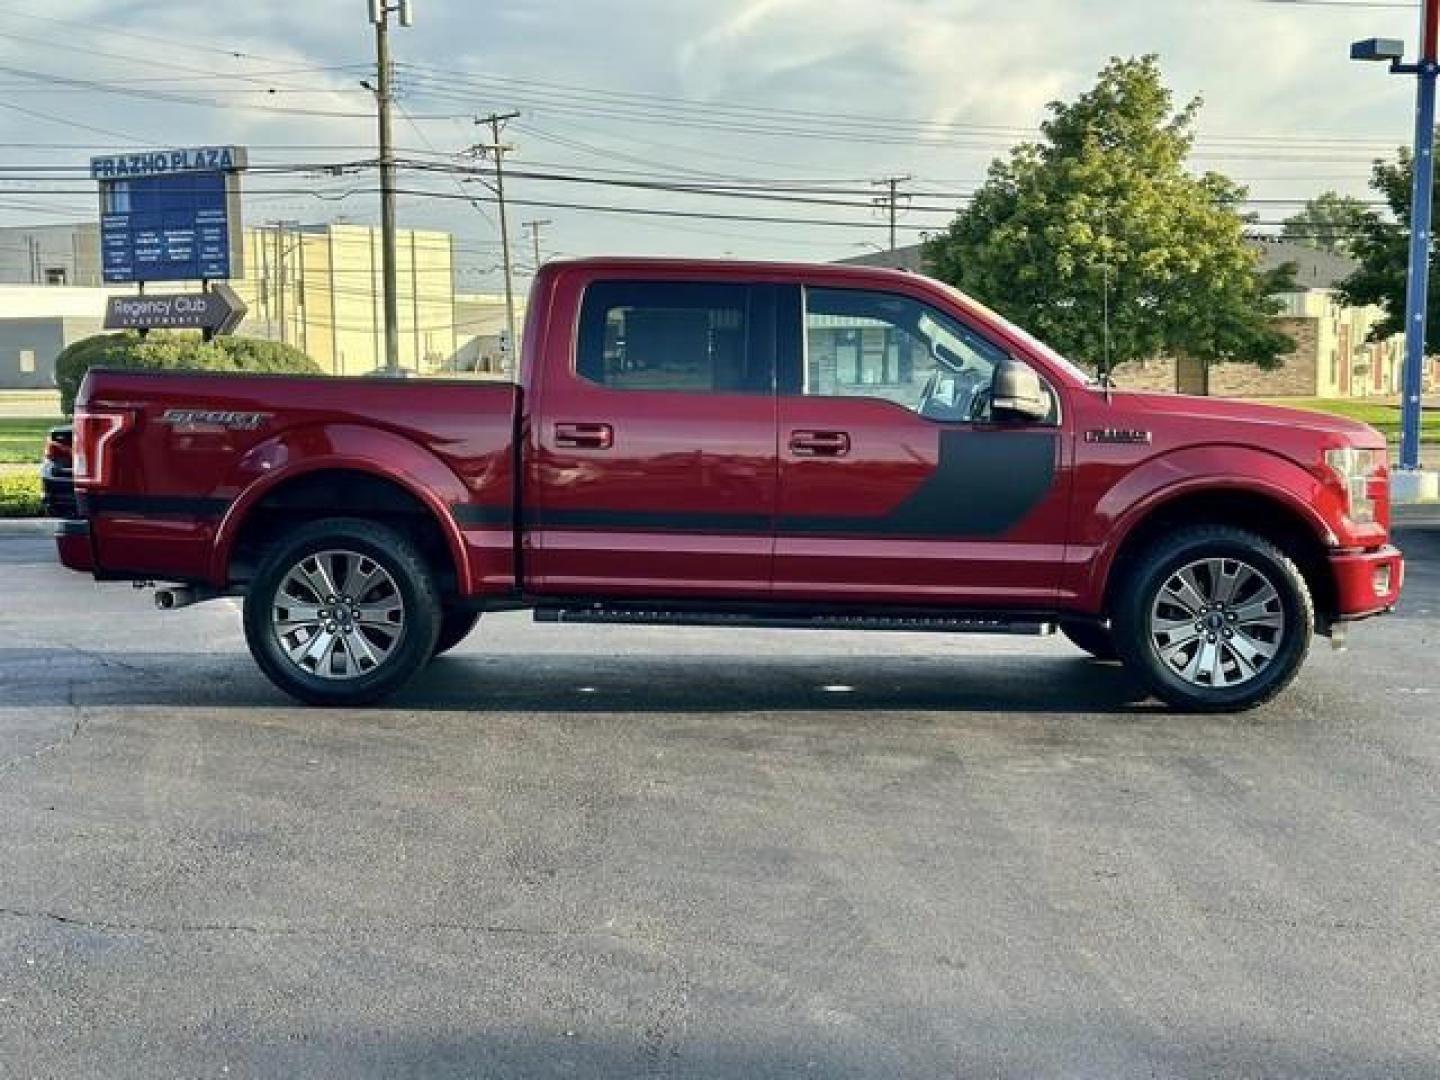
[576,280,771,393]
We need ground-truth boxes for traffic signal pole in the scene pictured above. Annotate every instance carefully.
[1399,0,1440,471]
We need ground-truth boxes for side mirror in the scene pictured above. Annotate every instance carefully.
[990,359,1049,423]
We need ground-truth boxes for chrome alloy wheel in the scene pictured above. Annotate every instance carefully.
[1148,556,1285,689]
[270,549,405,680]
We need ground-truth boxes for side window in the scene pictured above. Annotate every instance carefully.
[803,287,1011,422]
[576,280,765,393]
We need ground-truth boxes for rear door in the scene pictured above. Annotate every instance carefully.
[524,276,778,598]
[773,283,1070,607]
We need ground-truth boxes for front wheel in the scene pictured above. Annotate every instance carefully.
[1112,525,1313,712]
[243,518,442,706]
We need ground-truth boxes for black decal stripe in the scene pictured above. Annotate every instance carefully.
[81,493,232,518]
[453,504,514,527]
[463,432,1056,539]
[780,430,1056,538]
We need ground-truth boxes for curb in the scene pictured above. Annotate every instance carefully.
[0,517,55,534]
[1393,503,1440,527]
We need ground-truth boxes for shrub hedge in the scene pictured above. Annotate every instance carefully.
[55,331,322,415]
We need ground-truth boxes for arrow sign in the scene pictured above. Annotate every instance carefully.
[104,282,248,336]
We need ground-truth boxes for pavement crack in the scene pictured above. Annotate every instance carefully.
[59,645,152,677]
[0,702,90,775]
[0,906,600,940]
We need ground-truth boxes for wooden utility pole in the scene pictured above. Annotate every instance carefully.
[523,218,551,273]
[871,175,912,255]
[474,111,521,374]
[368,0,412,375]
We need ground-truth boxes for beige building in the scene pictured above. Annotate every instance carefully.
[235,224,457,376]
[0,284,127,389]
[1121,240,1412,398]
[0,221,478,382]
[452,291,526,376]
[0,224,104,288]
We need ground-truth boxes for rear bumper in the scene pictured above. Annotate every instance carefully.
[1329,544,1404,620]
[54,519,94,573]
[41,461,76,519]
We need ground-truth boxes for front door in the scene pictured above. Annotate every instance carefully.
[772,284,1069,608]
[525,277,777,598]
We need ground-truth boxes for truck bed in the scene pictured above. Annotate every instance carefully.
[75,368,518,590]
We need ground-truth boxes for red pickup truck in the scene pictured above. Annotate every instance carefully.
[57,258,1403,711]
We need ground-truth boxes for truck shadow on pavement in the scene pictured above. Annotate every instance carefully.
[0,648,1166,715]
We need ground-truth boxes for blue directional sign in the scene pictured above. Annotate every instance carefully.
[91,146,246,285]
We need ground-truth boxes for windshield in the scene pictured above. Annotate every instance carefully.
[930,279,1094,385]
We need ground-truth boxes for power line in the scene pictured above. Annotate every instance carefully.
[395,64,1409,153]
[1,9,294,60]
[1246,1,1417,8]
[0,29,367,90]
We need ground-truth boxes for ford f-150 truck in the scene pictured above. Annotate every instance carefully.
[56,258,1404,710]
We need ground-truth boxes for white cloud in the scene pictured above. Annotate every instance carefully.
[0,0,1426,265]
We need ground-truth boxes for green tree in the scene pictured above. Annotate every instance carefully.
[1336,149,1439,350]
[1281,191,1368,255]
[925,56,1294,375]
[55,331,321,414]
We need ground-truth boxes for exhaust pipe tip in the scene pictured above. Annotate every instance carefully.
[154,587,194,611]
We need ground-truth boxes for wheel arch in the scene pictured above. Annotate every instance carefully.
[213,438,472,597]
[1097,481,1339,628]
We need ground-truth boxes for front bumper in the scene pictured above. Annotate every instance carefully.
[54,519,94,573]
[1329,544,1404,620]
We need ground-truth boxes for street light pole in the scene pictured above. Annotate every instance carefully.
[1353,2,1439,478]
[1400,0,1439,472]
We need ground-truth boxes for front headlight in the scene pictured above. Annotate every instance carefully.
[1324,446,1383,525]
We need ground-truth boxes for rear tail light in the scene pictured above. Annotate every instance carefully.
[73,409,134,488]
[43,430,73,467]
[1324,446,1386,526]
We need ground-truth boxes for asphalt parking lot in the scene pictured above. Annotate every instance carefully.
[2,524,1438,1079]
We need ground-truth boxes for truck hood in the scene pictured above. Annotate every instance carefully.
[1113,391,1384,447]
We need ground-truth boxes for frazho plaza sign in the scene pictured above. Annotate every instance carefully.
[89,146,248,180]
[91,145,246,285]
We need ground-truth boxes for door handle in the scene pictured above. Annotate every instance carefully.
[554,422,614,450]
[789,430,850,457]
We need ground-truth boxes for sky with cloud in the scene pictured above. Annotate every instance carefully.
[0,0,1428,288]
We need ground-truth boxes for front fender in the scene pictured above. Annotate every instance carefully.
[1073,444,1339,610]
[210,423,474,592]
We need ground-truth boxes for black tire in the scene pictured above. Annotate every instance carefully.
[1060,620,1120,661]
[432,608,480,658]
[243,517,442,706]
[1112,525,1313,712]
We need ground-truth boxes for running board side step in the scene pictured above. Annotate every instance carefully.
[534,604,1057,635]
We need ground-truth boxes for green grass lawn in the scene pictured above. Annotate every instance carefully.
[0,473,43,517]
[1255,398,1440,443]
[0,417,65,464]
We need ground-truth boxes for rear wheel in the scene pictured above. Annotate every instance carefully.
[1112,525,1313,712]
[1060,620,1119,661]
[432,608,480,657]
[243,518,441,706]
